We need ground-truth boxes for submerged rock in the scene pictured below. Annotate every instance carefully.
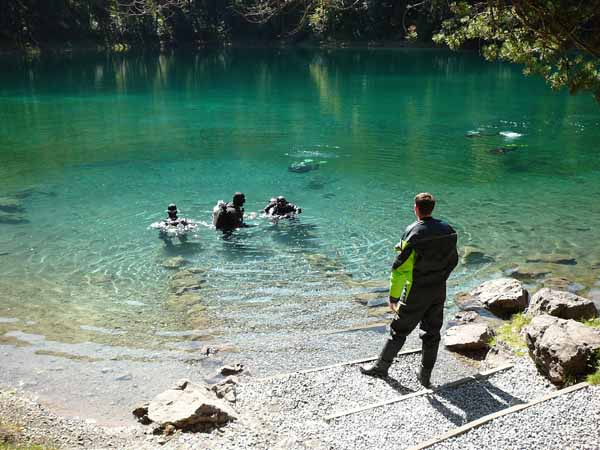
[524,315,600,385]
[461,246,494,265]
[162,256,189,270]
[444,323,492,351]
[468,278,529,316]
[528,288,598,321]
[169,268,206,294]
[542,277,585,294]
[0,197,25,213]
[526,256,577,266]
[504,266,550,281]
[0,211,28,224]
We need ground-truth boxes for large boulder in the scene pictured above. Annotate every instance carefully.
[528,288,598,321]
[137,379,237,431]
[444,323,492,351]
[469,278,529,316]
[524,315,600,385]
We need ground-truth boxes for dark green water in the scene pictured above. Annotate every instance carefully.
[1,48,600,351]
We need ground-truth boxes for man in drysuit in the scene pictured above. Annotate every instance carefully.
[361,193,458,387]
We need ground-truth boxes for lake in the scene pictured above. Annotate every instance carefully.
[1,48,599,422]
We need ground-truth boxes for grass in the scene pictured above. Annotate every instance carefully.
[0,422,56,450]
[582,317,600,329]
[488,313,532,356]
[587,349,600,386]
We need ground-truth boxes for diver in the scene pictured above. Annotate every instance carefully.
[212,192,247,231]
[264,196,302,219]
[151,203,197,245]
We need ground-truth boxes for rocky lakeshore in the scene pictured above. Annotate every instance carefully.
[2,275,600,450]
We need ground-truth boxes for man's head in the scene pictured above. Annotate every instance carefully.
[167,203,178,218]
[414,192,435,219]
[276,196,287,206]
[232,192,246,207]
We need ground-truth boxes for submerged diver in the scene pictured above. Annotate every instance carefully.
[212,192,247,231]
[263,196,302,219]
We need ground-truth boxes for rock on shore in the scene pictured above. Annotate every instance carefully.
[528,288,598,320]
[524,314,600,385]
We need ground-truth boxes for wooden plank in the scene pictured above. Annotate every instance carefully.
[324,364,513,422]
[406,382,589,450]
[253,348,422,382]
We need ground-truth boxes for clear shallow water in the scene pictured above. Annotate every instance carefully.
[1,48,600,356]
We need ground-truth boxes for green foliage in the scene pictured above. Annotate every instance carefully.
[583,318,600,329]
[491,312,532,355]
[433,1,600,104]
[587,349,600,385]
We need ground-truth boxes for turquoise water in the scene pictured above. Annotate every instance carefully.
[1,49,600,351]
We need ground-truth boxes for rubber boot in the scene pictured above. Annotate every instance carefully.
[360,337,405,378]
[416,365,433,388]
[418,339,439,387]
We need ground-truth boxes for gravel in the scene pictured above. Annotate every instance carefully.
[429,385,600,450]
[1,336,596,450]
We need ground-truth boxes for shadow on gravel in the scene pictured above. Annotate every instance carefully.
[425,380,526,426]
[382,377,416,396]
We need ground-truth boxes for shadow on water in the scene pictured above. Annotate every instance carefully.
[426,379,526,426]
[161,238,203,255]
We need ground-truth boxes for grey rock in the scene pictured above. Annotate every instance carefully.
[146,379,237,431]
[211,376,239,403]
[469,278,529,316]
[444,323,492,351]
[168,269,206,294]
[528,288,598,320]
[524,314,600,385]
[504,266,550,281]
[220,364,244,376]
[480,346,514,371]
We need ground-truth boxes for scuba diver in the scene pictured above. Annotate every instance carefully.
[212,192,247,231]
[263,196,302,219]
[151,203,197,245]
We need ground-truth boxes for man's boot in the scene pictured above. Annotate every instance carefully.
[360,337,405,378]
[418,338,440,387]
[416,365,433,388]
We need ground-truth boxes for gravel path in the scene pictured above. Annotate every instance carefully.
[429,385,600,450]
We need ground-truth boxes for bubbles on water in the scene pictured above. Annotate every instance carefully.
[499,131,523,139]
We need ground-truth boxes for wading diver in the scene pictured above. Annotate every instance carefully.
[212,192,247,232]
[263,196,302,219]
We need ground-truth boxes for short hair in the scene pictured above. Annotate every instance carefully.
[415,192,435,216]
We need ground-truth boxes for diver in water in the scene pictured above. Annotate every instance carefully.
[213,192,247,231]
[264,196,302,219]
[165,204,189,226]
[152,203,197,245]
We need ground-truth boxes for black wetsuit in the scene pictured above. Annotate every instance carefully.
[386,217,458,371]
[214,203,244,231]
[267,203,301,217]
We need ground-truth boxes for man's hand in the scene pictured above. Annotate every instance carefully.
[388,296,399,312]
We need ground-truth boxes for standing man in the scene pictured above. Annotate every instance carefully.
[361,193,458,387]
[213,192,247,231]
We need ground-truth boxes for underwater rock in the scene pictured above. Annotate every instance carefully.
[542,277,585,294]
[306,177,327,190]
[0,211,28,224]
[162,256,189,270]
[169,268,207,294]
[89,273,114,284]
[461,246,494,265]
[504,266,551,281]
[526,256,577,266]
[0,197,25,213]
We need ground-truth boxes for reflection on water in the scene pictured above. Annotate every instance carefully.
[1,48,600,356]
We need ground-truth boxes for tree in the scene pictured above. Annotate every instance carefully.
[432,1,600,103]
